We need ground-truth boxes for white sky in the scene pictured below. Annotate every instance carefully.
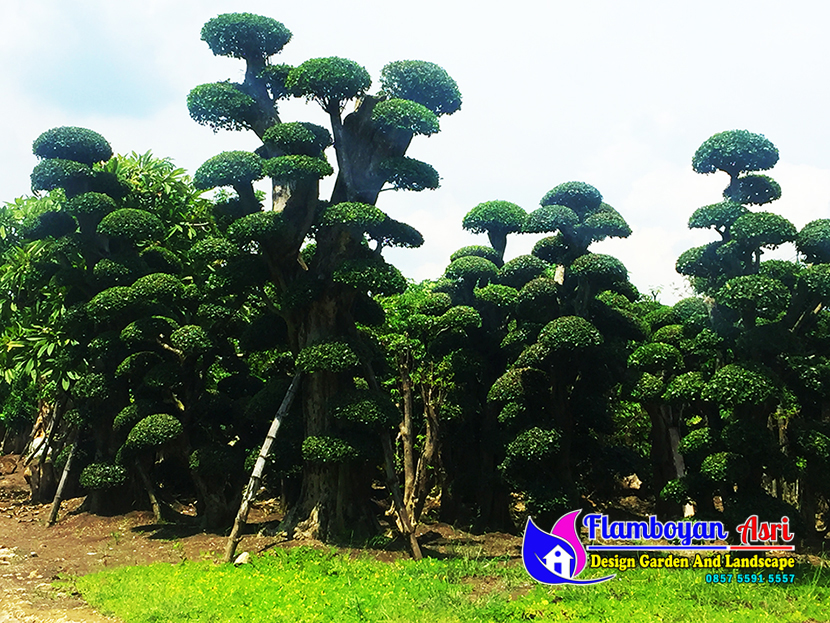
[2,0,829,303]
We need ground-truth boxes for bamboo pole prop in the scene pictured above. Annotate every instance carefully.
[47,429,79,526]
[223,372,302,563]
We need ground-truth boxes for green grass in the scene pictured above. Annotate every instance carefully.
[73,547,830,622]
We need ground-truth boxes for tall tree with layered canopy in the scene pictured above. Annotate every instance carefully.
[188,13,461,541]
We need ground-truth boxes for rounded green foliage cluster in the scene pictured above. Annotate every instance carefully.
[98,208,164,244]
[262,155,333,184]
[505,427,561,461]
[194,151,263,190]
[87,286,137,323]
[64,192,116,220]
[201,13,291,60]
[301,435,359,463]
[672,298,709,326]
[444,256,498,286]
[731,211,796,249]
[263,122,332,157]
[570,253,627,286]
[227,210,286,244]
[532,235,569,264]
[488,367,548,405]
[795,264,830,303]
[333,258,407,296]
[651,324,684,346]
[663,371,704,404]
[702,364,776,407]
[514,343,551,369]
[189,237,238,264]
[296,340,360,373]
[120,316,179,346]
[141,247,183,275]
[124,414,183,452]
[79,463,127,490]
[730,174,782,205]
[583,208,632,241]
[377,157,439,191]
[321,202,386,231]
[516,278,559,321]
[415,292,451,316]
[797,219,830,264]
[462,201,526,235]
[23,210,77,240]
[380,60,462,116]
[114,401,162,434]
[33,126,112,165]
[688,201,747,230]
[93,258,141,288]
[759,260,799,288]
[377,219,424,249]
[115,351,163,379]
[287,57,371,103]
[329,390,398,428]
[189,446,235,478]
[692,130,778,176]
[131,273,184,305]
[450,245,502,267]
[30,159,91,195]
[700,451,747,483]
[628,342,683,373]
[474,284,518,310]
[497,255,549,289]
[171,325,213,357]
[540,182,602,216]
[538,316,602,352]
[372,99,439,136]
[437,305,481,332]
[659,479,690,504]
[718,274,790,320]
[523,205,579,235]
[187,82,258,133]
[630,372,665,401]
[679,427,715,457]
[72,372,110,402]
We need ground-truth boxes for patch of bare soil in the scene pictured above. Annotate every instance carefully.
[0,456,523,621]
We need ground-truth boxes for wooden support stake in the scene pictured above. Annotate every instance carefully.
[223,372,302,563]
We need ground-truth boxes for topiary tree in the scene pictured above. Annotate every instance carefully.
[189,12,462,543]
[461,201,526,260]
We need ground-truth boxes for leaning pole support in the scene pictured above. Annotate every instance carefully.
[224,372,302,563]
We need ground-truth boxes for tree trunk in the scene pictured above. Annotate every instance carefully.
[647,404,686,518]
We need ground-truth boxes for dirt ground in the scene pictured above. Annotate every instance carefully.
[0,455,522,622]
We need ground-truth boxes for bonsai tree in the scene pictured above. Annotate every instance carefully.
[188,12,461,541]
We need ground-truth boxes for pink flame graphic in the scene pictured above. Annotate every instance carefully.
[550,509,586,575]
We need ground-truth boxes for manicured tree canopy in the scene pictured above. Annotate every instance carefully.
[30,159,92,197]
[194,151,263,190]
[286,57,371,108]
[187,82,259,133]
[377,157,439,191]
[688,201,748,232]
[540,181,602,216]
[462,200,526,260]
[797,219,830,264]
[730,174,782,205]
[730,211,796,249]
[717,274,790,325]
[371,99,439,136]
[262,122,332,156]
[201,13,292,60]
[261,155,333,184]
[97,209,164,244]
[32,126,112,166]
[450,245,503,267]
[380,60,462,116]
[692,130,779,179]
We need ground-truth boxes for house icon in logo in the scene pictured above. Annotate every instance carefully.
[542,545,574,578]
